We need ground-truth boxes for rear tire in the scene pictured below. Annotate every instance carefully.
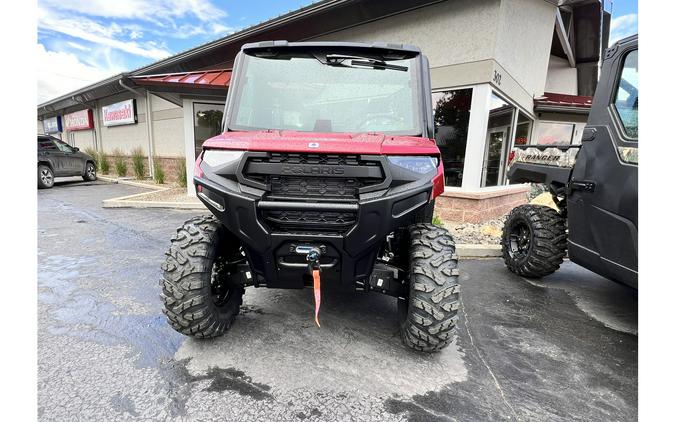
[161,215,245,338]
[400,223,460,352]
[38,165,54,189]
[83,162,97,181]
[501,204,567,278]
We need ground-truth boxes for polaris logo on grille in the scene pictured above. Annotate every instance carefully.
[281,165,345,175]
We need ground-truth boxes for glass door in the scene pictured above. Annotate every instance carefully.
[482,127,509,187]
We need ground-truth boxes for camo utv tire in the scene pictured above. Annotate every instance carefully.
[501,204,567,278]
[400,223,460,352]
[161,215,245,338]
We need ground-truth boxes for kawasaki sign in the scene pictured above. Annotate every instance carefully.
[102,99,137,127]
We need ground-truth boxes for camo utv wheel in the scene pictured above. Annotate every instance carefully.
[400,224,460,352]
[161,215,245,338]
[501,204,567,278]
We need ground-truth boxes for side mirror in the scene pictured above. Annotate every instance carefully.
[73,147,80,152]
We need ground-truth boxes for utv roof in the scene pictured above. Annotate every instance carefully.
[240,40,422,55]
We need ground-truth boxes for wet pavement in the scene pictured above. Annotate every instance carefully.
[38,181,638,421]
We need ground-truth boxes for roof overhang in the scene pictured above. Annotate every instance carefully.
[131,69,232,98]
[38,73,127,118]
[534,92,593,115]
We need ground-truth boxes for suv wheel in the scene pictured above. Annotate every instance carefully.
[83,162,97,182]
[501,204,567,278]
[400,223,460,352]
[161,215,245,338]
[38,165,54,189]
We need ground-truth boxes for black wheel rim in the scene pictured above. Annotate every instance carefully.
[41,168,53,185]
[508,221,531,260]
[210,248,246,307]
[87,164,96,178]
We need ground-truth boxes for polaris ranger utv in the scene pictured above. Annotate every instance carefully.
[501,35,638,288]
[161,41,459,352]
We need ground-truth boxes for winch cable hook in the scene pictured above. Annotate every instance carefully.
[306,249,322,328]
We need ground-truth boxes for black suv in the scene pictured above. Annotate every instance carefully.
[38,135,97,189]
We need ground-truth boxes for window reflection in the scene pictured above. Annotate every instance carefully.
[614,49,638,139]
[432,89,472,187]
[535,122,575,145]
[515,112,532,146]
[194,102,224,158]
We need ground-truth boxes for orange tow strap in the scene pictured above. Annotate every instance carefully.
[312,269,321,327]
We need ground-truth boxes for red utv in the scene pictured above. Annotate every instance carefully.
[161,41,459,352]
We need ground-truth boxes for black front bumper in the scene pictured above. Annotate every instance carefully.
[194,153,434,290]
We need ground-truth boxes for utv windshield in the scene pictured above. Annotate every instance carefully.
[228,51,422,135]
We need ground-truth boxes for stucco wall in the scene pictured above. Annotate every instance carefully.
[152,97,185,157]
[69,130,96,150]
[544,55,578,95]
[493,0,557,98]
[311,0,501,71]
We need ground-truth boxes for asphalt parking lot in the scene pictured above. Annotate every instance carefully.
[38,181,637,421]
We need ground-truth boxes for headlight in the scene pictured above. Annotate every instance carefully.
[387,156,438,174]
[202,150,244,167]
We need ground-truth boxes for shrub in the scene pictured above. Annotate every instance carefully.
[177,157,187,187]
[131,147,146,179]
[99,152,110,174]
[153,157,165,184]
[432,215,444,227]
[113,149,127,177]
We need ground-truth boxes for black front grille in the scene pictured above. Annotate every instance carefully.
[261,209,357,234]
[264,153,363,166]
[242,152,386,234]
[268,176,361,200]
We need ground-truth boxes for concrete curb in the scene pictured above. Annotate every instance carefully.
[456,244,501,258]
[100,175,205,210]
[97,175,168,190]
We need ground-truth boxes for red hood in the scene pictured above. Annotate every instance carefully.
[202,130,440,155]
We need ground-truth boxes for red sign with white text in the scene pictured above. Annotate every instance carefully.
[64,109,94,131]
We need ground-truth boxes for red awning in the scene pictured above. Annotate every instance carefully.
[132,69,232,90]
[534,92,593,112]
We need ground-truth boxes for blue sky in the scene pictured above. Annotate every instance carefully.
[37,0,638,104]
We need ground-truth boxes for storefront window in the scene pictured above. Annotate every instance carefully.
[431,88,472,187]
[534,122,574,145]
[514,112,532,145]
[194,102,224,157]
[482,93,515,187]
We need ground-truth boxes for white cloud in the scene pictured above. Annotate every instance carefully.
[609,13,638,45]
[211,23,235,35]
[66,41,90,51]
[38,7,172,60]
[39,0,227,24]
[37,43,124,104]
